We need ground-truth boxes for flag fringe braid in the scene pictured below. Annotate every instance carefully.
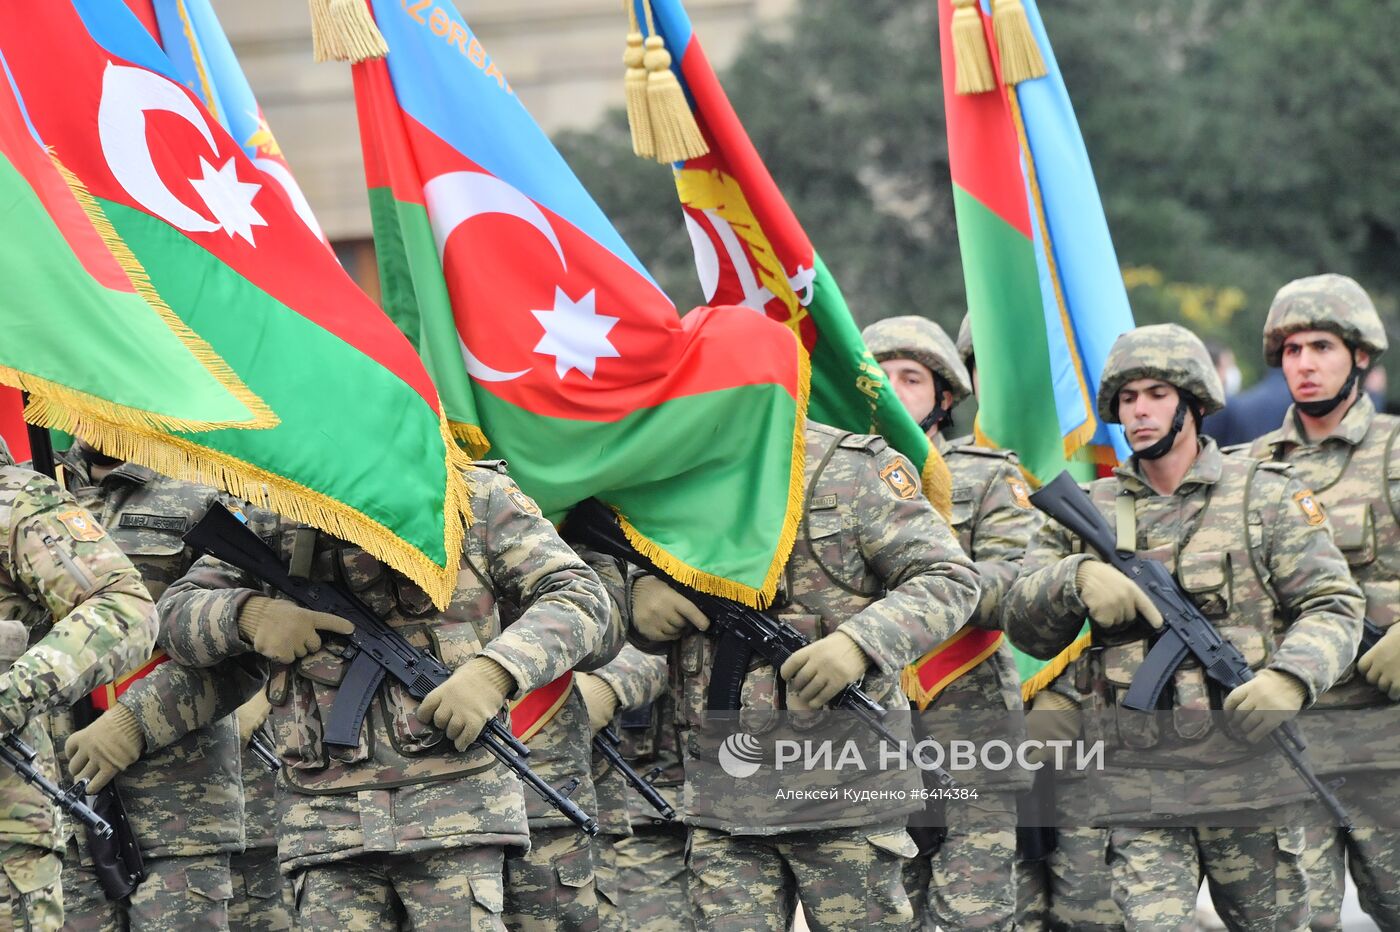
[309,0,388,64]
[615,341,809,609]
[32,400,475,611]
[638,1,707,163]
[448,420,491,460]
[50,153,278,433]
[920,445,953,520]
[622,0,654,158]
[951,0,996,95]
[1020,629,1091,701]
[902,628,1004,710]
[991,0,1047,86]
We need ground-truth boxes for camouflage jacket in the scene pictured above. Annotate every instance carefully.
[1248,395,1400,771]
[590,643,668,836]
[48,450,248,859]
[0,448,156,852]
[1004,439,1363,811]
[675,421,980,833]
[157,463,614,869]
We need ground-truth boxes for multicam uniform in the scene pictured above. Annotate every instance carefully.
[1245,273,1400,929]
[0,442,157,930]
[1004,325,1364,931]
[664,420,980,932]
[155,462,615,930]
[48,450,258,931]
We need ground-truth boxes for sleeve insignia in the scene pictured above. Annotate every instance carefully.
[1007,475,1033,510]
[879,461,919,500]
[56,509,106,542]
[1293,490,1326,526]
[508,489,543,516]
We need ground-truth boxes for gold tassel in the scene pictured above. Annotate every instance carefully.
[991,0,1047,86]
[950,0,996,96]
[639,0,707,164]
[309,0,388,64]
[622,2,654,158]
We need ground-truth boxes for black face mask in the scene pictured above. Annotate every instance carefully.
[1133,396,1192,461]
[1294,360,1363,418]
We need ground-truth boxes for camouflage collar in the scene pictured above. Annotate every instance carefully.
[1115,437,1223,494]
[932,430,950,455]
[1274,393,1375,450]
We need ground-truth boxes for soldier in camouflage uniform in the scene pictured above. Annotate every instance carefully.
[574,643,669,930]
[958,313,1125,932]
[154,460,616,930]
[230,690,294,931]
[0,437,158,930]
[1004,324,1364,931]
[1244,274,1400,929]
[629,418,981,932]
[864,315,1035,931]
[42,443,254,930]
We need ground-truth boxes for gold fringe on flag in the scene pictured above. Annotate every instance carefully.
[991,0,1047,86]
[920,444,954,521]
[622,0,654,159]
[448,420,492,460]
[950,0,996,96]
[309,0,388,64]
[1020,628,1091,702]
[639,1,707,164]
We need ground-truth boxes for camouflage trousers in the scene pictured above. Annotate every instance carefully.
[685,823,916,932]
[902,788,1018,931]
[61,840,233,931]
[1106,806,1309,932]
[228,845,293,932]
[1015,826,1123,932]
[1299,770,1400,930]
[0,843,61,932]
[612,821,690,931]
[503,825,598,931]
[290,844,504,931]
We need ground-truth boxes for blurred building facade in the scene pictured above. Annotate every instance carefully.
[215,0,793,292]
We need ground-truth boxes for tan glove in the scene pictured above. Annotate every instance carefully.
[65,704,144,793]
[574,672,620,734]
[630,575,709,643]
[1223,669,1307,744]
[416,655,516,751]
[1075,562,1163,630]
[780,629,870,708]
[1358,624,1400,701]
[236,691,272,749]
[237,596,356,664]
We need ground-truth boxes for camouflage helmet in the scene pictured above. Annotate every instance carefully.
[1262,273,1387,366]
[861,315,973,402]
[955,313,974,368]
[1096,323,1225,424]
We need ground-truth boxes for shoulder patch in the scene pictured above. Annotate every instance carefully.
[879,460,920,500]
[507,488,542,516]
[473,459,510,474]
[56,508,105,542]
[837,433,888,455]
[1293,489,1326,526]
[1006,474,1033,509]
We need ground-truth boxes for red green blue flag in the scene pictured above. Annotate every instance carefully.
[345,0,807,607]
[0,1,473,606]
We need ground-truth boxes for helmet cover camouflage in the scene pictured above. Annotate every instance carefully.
[1262,273,1387,366]
[1096,323,1225,424]
[862,316,973,402]
[955,314,974,368]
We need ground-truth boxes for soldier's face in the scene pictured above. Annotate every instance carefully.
[1117,379,1185,452]
[1281,330,1367,403]
[881,358,940,424]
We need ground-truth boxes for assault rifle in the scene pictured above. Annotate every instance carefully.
[562,498,955,789]
[1030,471,1352,828]
[0,734,109,837]
[183,504,598,835]
[594,725,675,821]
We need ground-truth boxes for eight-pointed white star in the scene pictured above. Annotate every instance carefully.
[531,287,620,379]
[189,156,267,245]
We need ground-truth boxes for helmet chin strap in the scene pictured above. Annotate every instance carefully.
[1134,397,1190,461]
[1295,364,1363,418]
[919,375,955,434]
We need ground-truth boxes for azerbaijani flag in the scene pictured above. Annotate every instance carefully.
[348,0,806,607]
[940,0,1133,695]
[0,1,473,606]
[636,0,954,518]
[0,47,266,441]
